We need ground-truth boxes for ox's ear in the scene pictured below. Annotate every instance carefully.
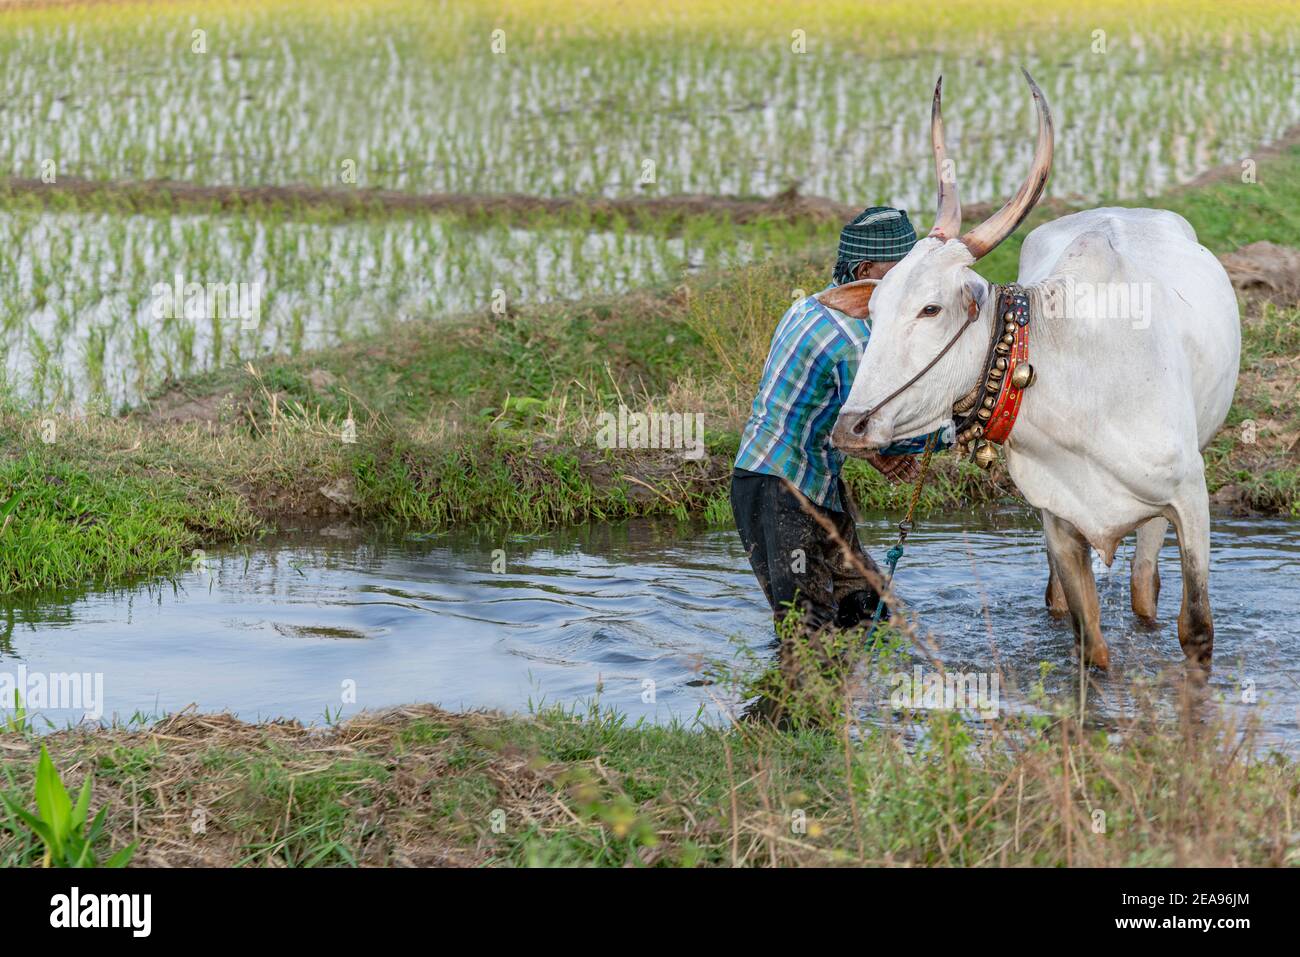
[961,276,988,318]
[814,279,876,318]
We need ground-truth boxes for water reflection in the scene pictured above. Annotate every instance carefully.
[0,512,1295,747]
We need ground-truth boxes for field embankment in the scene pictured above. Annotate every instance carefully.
[1,693,1295,867]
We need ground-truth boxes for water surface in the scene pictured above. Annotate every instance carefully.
[1,511,1295,745]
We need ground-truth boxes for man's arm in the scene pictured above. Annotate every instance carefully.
[869,425,954,483]
[863,448,922,482]
[879,426,954,457]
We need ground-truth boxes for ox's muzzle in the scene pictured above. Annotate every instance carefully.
[831,409,894,456]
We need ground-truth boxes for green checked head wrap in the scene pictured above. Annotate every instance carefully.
[832,206,917,285]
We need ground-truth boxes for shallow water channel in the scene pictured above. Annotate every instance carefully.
[1,510,1296,746]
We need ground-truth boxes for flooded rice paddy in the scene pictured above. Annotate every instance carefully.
[0,209,787,406]
[3,6,1298,204]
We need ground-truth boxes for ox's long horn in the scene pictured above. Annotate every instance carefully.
[959,68,1054,260]
[929,76,961,240]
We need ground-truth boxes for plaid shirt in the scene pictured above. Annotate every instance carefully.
[735,289,953,512]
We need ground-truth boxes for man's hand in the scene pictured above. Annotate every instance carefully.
[864,450,922,484]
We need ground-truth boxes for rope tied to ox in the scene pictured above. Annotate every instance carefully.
[866,431,938,637]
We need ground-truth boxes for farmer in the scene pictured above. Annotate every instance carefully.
[731,207,952,714]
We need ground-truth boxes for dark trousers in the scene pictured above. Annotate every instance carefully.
[730,469,886,636]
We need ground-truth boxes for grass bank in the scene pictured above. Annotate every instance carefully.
[1,688,1295,867]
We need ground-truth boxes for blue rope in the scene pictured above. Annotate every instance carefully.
[866,542,903,637]
[865,430,937,641]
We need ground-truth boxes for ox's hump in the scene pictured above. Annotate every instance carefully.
[1020,207,1198,284]
[1054,229,1120,278]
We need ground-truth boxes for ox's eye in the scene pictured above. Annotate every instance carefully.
[918,304,942,317]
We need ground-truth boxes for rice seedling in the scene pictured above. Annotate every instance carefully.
[0,0,1293,410]
[0,1,1294,205]
[0,204,828,407]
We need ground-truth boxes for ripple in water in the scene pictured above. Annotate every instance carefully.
[0,512,1295,747]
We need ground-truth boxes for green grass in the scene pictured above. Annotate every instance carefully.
[0,449,258,595]
[957,138,1300,285]
[0,0,1296,872]
[0,235,1294,594]
[1,695,1294,867]
[9,125,1294,414]
[1161,154,1300,252]
[0,246,1291,595]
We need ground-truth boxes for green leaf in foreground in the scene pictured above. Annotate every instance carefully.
[0,745,135,868]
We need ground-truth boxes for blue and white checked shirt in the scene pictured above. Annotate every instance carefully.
[735,288,953,512]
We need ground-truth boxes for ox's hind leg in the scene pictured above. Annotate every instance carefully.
[1044,549,1069,618]
[1129,517,1167,624]
[1166,477,1214,670]
[1042,511,1110,670]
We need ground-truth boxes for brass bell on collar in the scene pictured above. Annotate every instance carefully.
[1009,362,1036,389]
[973,441,998,470]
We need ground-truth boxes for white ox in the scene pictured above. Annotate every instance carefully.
[830,73,1240,670]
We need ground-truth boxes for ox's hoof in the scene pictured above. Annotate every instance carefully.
[1178,611,1214,675]
[1130,568,1160,625]
[1081,639,1110,671]
[1179,642,1213,674]
[1045,574,1069,619]
[1182,659,1212,687]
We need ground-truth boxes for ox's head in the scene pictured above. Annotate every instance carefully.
[831,70,1054,454]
